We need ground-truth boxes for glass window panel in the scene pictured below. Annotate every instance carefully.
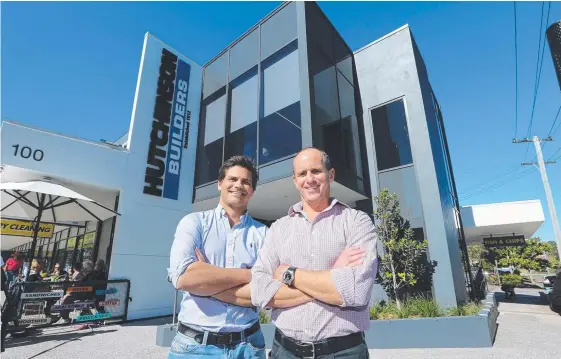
[334,33,354,84]
[230,68,258,133]
[261,1,297,61]
[196,89,226,185]
[203,52,228,98]
[259,42,302,165]
[305,2,335,62]
[224,67,259,161]
[371,99,413,171]
[262,43,300,123]
[309,46,340,151]
[229,29,258,81]
[337,72,363,178]
[224,123,257,162]
[203,94,226,146]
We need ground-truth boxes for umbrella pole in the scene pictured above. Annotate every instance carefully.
[25,193,46,281]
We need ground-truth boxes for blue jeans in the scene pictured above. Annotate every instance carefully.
[168,329,266,359]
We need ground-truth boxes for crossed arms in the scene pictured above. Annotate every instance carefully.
[168,212,377,309]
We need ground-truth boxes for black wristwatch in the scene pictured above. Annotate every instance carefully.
[282,266,297,287]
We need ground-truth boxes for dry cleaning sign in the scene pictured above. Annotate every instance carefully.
[0,219,54,238]
[143,48,192,200]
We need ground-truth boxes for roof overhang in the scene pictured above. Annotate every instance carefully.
[461,200,545,245]
[193,176,368,221]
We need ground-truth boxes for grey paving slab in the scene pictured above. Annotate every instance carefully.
[3,289,561,359]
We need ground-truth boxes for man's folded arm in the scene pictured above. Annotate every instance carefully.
[212,283,253,307]
[292,212,378,307]
[168,214,251,297]
[250,224,312,309]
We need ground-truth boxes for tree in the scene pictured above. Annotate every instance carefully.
[492,237,554,272]
[373,189,437,309]
[467,244,487,266]
[549,257,561,271]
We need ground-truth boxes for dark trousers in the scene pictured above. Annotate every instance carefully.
[269,337,369,359]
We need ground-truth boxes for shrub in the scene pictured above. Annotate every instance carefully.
[258,310,271,324]
[501,273,523,287]
[370,298,482,320]
[373,190,437,308]
[446,301,482,316]
[405,297,443,318]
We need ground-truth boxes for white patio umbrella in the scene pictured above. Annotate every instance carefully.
[1,179,120,266]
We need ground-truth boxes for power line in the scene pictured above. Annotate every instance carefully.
[459,169,535,201]
[525,1,549,160]
[548,147,561,161]
[552,119,561,138]
[547,104,561,138]
[458,165,523,196]
[527,1,548,138]
[514,1,519,139]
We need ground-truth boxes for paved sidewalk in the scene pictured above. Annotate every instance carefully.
[3,288,560,359]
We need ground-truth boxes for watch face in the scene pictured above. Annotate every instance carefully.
[283,271,292,283]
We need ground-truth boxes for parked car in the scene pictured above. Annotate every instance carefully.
[544,275,556,294]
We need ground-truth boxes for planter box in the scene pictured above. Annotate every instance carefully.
[261,293,499,349]
[365,293,499,348]
[158,293,499,349]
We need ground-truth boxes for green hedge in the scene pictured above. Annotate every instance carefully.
[369,297,482,320]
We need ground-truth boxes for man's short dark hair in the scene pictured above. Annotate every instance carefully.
[218,156,259,190]
[294,147,332,172]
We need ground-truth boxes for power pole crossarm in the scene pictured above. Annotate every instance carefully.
[521,161,557,165]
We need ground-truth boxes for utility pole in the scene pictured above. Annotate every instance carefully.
[513,136,561,259]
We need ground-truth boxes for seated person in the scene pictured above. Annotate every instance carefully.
[27,260,43,282]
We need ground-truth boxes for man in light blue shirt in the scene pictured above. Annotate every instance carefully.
[167,156,269,359]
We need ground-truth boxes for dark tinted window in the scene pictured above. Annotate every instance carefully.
[372,99,413,171]
[305,2,334,62]
[259,41,301,165]
[195,88,226,185]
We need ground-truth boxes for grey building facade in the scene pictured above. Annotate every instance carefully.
[192,1,472,307]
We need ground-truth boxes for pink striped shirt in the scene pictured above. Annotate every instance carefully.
[250,198,378,342]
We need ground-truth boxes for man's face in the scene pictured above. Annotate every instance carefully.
[218,166,255,210]
[293,149,334,205]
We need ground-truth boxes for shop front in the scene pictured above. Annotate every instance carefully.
[1,33,203,320]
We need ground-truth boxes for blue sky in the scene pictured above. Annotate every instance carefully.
[2,1,560,242]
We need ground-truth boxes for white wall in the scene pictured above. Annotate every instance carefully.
[108,33,203,319]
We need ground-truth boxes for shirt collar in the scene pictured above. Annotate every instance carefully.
[215,204,249,225]
[288,197,348,217]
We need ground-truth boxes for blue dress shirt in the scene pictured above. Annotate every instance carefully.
[168,205,268,332]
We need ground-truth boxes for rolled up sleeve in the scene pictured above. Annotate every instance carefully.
[331,211,378,307]
[250,223,283,308]
[167,214,201,289]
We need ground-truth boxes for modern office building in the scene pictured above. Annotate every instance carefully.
[1,2,544,319]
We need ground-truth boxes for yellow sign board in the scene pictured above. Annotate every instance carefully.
[67,237,77,250]
[0,219,54,238]
[83,232,96,248]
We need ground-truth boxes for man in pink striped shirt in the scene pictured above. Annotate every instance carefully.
[251,147,378,358]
